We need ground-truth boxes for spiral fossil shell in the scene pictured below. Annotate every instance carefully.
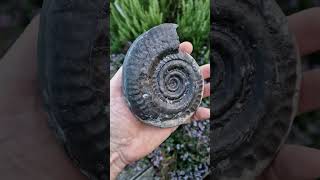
[38,0,107,179]
[211,0,301,179]
[122,24,204,128]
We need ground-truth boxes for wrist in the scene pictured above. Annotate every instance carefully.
[110,151,127,180]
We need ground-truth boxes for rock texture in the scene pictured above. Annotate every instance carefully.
[122,24,203,128]
[211,0,301,179]
[37,0,107,179]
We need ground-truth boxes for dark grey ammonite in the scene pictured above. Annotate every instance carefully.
[211,0,301,179]
[122,24,204,128]
[37,0,107,179]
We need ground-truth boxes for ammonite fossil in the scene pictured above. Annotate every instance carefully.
[37,0,107,179]
[211,0,301,179]
[122,24,204,128]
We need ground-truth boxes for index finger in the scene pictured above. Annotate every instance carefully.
[200,64,210,79]
[288,8,320,56]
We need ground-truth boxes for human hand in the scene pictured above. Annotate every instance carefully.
[0,16,86,179]
[258,7,320,180]
[109,42,210,179]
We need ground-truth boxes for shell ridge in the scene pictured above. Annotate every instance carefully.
[123,24,203,128]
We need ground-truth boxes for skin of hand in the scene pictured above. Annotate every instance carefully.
[0,16,86,179]
[110,42,211,179]
[258,7,320,180]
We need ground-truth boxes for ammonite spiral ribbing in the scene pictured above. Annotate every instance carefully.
[211,0,301,179]
[38,0,107,179]
[122,24,203,128]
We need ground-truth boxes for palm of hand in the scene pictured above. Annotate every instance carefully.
[110,68,178,165]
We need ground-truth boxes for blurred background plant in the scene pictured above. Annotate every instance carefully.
[110,0,210,58]
[0,0,42,56]
[110,0,164,52]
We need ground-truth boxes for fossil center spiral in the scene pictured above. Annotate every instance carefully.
[152,54,201,114]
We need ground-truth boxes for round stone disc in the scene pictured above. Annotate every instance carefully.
[122,24,204,128]
[211,0,301,179]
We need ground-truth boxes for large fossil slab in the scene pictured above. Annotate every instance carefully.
[37,0,107,179]
[211,0,301,179]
